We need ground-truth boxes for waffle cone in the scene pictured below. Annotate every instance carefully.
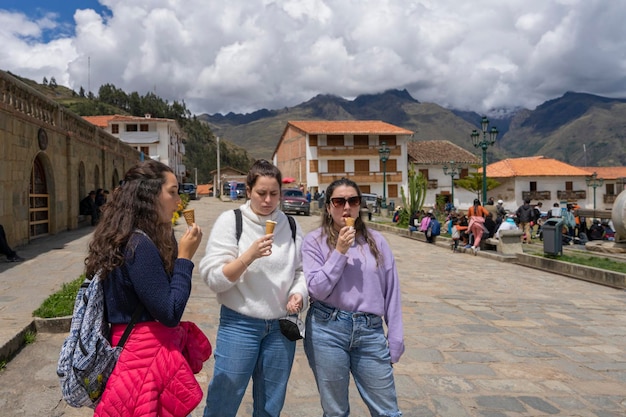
[345,217,355,228]
[265,220,277,234]
[182,209,195,226]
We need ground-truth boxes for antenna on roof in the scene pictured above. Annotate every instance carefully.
[583,144,587,166]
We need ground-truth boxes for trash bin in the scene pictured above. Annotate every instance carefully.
[543,218,564,256]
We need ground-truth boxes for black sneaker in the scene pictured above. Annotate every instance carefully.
[7,255,25,262]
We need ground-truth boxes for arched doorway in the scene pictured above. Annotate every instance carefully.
[30,154,50,238]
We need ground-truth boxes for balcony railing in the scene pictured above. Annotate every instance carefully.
[604,194,617,204]
[522,190,551,201]
[317,145,402,157]
[427,179,438,189]
[556,190,586,200]
[319,171,402,184]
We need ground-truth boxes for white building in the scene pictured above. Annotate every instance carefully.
[83,114,187,182]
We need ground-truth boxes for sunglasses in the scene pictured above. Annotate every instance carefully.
[330,196,361,208]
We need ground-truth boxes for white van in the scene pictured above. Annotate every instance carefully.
[361,193,378,212]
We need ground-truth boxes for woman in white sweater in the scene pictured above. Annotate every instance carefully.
[199,159,308,417]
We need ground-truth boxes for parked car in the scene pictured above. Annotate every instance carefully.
[281,188,310,216]
[361,193,378,213]
[181,183,197,200]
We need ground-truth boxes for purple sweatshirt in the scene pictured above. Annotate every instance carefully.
[302,227,405,363]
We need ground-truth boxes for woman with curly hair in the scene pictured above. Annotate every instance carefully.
[86,159,210,417]
[302,177,404,417]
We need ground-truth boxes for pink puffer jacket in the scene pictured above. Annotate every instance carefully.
[95,321,212,417]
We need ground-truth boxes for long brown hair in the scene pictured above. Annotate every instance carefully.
[321,178,382,265]
[84,160,177,279]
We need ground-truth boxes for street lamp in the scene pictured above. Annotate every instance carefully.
[470,116,498,204]
[585,171,604,211]
[378,141,391,209]
[442,161,460,210]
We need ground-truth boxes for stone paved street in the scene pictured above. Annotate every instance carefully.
[1,195,626,416]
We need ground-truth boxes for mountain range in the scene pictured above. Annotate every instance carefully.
[200,90,626,167]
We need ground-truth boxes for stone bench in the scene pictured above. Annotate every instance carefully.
[483,229,524,255]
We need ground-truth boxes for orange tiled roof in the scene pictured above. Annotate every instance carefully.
[486,156,591,177]
[580,166,626,180]
[407,140,479,164]
[83,115,117,128]
[288,120,413,135]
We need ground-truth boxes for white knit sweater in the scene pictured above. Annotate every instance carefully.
[199,201,308,319]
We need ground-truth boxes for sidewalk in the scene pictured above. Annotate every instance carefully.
[1,196,626,416]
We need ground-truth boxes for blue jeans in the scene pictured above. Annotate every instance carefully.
[304,301,401,417]
[203,306,296,417]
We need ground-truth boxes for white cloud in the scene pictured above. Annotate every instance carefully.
[1,0,626,116]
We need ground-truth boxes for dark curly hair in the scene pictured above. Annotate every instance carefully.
[84,159,177,279]
[321,178,382,265]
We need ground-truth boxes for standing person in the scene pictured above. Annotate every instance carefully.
[0,224,25,262]
[302,177,404,417]
[88,159,209,416]
[495,199,507,227]
[468,198,489,254]
[199,159,308,417]
[515,198,534,244]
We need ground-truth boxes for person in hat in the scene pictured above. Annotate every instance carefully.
[302,177,404,417]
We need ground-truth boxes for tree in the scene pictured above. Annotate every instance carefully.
[42,77,48,86]
[399,163,427,227]
[49,77,57,88]
[455,168,500,203]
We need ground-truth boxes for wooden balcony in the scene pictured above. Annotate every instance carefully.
[427,179,438,189]
[319,172,403,184]
[604,194,617,204]
[317,145,402,157]
[556,190,586,200]
[522,190,551,201]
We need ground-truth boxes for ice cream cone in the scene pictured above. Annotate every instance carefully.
[265,220,277,234]
[345,217,355,228]
[182,209,195,226]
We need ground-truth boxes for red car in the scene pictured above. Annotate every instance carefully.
[280,189,310,216]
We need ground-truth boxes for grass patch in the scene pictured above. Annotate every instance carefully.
[24,331,36,345]
[33,275,84,318]
[546,253,626,274]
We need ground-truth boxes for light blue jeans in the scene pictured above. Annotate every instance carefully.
[304,301,402,417]
[203,306,296,417]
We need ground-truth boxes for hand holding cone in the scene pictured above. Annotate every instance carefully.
[345,217,355,229]
[182,209,195,226]
[265,220,277,234]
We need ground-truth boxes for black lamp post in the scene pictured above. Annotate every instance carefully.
[442,161,460,209]
[585,171,604,211]
[470,116,498,204]
[378,141,390,209]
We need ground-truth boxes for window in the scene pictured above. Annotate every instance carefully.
[354,160,370,173]
[309,135,318,146]
[310,159,318,173]
[565,181,573,191]
[530,181,537,192]
[126,124,138,132]
[460,168,469,179]
[354,135,369,147]
[386,159,397,173]
[140,124,149,132]
[328,160,345,173]
[360,185,371,193]
[380,135,396,146]
[419,168,428,180]
[606,183,615,195]
[327,135,344,146]
[388,184,398,198]
[139,146,149,155]
[111,124,119,134]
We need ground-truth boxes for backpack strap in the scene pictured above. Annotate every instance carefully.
[234,208,296,243]
[116,265,144,348]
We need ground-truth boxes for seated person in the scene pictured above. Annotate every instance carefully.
[495,215,518,239]
[588,219,605,241]
[484,212,497,239]
[409,210,420,232]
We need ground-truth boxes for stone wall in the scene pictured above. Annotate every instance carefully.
[0,70,140,247]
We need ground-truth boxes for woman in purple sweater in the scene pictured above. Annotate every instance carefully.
[302,178,404,417]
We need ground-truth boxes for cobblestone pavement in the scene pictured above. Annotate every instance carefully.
[1,196,626,416]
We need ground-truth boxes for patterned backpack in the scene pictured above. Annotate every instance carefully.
[57,272,142,408]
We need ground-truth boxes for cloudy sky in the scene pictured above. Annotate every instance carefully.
[1,0,625,116]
